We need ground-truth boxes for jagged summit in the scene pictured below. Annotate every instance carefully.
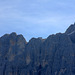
[65,23,75,43]
[65,23,75,34]
[0,23,75,75]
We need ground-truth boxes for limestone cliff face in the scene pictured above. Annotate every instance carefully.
[0,23,75,75]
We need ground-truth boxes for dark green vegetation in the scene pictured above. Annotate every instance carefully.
[0,23,75,75]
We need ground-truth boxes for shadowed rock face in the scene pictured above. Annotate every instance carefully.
[0,23,75,75]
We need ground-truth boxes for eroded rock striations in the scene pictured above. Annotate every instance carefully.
[0,23,75,75]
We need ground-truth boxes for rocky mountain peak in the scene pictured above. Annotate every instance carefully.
[10,32,17,36]
[0,23,75,75]
[65,23,75,43]
[65,23,75,34]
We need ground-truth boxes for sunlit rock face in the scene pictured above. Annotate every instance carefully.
[0,23,75,75]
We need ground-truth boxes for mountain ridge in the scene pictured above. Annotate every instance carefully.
[0,23,75,75]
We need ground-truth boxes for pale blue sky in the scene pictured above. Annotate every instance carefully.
[0,0,75,41]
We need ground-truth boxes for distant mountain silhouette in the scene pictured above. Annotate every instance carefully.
[0,23,75,75]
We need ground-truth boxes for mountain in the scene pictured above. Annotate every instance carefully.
[0,23,75,75]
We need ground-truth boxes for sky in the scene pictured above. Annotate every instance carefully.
[0,0,75,41]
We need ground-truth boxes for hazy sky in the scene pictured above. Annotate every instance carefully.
[0,0,75,41]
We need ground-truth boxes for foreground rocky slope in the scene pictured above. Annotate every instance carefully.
[0,23,75,75]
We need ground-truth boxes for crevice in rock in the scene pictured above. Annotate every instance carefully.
[3,63,6,75]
